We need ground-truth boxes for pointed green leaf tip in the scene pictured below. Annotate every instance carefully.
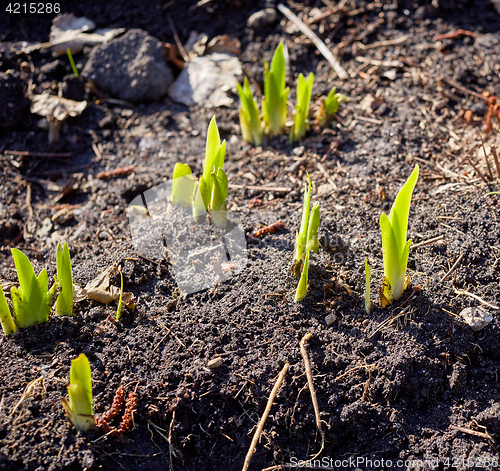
[290,72,314,143]
[237,77,263,146]
[171,163,195,207]
[364,257,371,315]
[380,165,419,305]
[262,42,289,137]
[0,285,17,336]
[62,353,95,431]
[11,248,50,326]
[295,173,312,264]
[55,242,73,316]
[324,86,348,116]
[306,202,320,254]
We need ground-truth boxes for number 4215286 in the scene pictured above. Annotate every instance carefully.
[6,3,60,14]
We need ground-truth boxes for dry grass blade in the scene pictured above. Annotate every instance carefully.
[369,306,412,339]
[299,333,324,458]
[277,4,348,79]
[9,376,44,418]
[454,289,500,310]
[440,252,465,283]
[241,362,289,471]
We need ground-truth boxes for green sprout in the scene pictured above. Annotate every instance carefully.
[237,77,263,146]
[294,174,320,302]
[365,257,371,315]
[295,247,310,302]
[66,48,80,78]
[380,165,419,306]
[116,269,124,321]
[486,191,500,196]
[193,117,228,228]
[171,162,196,207]
[10,248,59,328]
[55,242,73,316]
[262,42,289,137]
[290,72,314,143]
[316,86,348,127]
[61,353,95,431]
[0,286,17,336]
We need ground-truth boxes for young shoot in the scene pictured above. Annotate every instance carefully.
[365,257,372,315]
[66,47,80,78]
[294,175,320,303]
[10,248,59,328]
[171,162,196,207]
[237,77,263,146]
[380,165,419,307]
[62,353,95,431]
[290,72,314,143]
[193,117,228,228]
[55,242,73,316]
[294,247,310,302]
[295,174,320,269]
[316,86,348,127]
[262,42,289,137]
[0,286,17,336]
[116,269,124,321]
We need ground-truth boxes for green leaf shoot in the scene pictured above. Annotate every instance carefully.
[11,248,53,326]
[66,47,80,78]
[290,72,314,143]
[116,270,124,321]
[55,242,73,316]
[295,173,312,264]
[306,202,320,254]
[365,257,371,315]
[324,86,348,116]
[0,285,17,336]
[171,163,196,207]
[237,77,263,146]
[262,42,289,137]
[294,248,310,302]
[380,165,419,306]
[61,353,95,431]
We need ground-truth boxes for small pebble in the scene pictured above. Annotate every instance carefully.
[207,357,223,369]
[325,313,337,326]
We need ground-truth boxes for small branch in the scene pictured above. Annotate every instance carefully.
[229,184,292,193]
[454,289,500,310]
[241,363,289,471]
[335,363,376,382]
[299,333,324,458]
[452,425,493,441]
[277,4,348,79]
[440,252,465,283]
[412,235,445,249]
[5,150,72,158]
[316,161,338,190]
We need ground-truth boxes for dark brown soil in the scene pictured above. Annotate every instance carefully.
[1,1,500,470]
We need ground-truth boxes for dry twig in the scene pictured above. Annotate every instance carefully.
[299,333,325,458]
[277,4,347,79]
[241,362,289,471]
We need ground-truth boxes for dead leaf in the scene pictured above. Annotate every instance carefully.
[82,265,135,308]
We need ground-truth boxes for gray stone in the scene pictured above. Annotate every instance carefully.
[247,8,277,29]
[82,29,173,103]
[169,53,242,108]
[460,306,494,331]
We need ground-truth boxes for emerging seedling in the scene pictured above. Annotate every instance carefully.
[316,86,348,127]
[365,257,372,315]
[116,269,124,321]
[171,162,196,207]
[62,353,95,431]
[55,242,73,316]
[193,117,228,228]
[0,286,17,336]
[290,72,314,143]
[237,77,263,146]
[380,165,419,306]
[294,175,320,302]
[294,248,310,302]
[66,47,80,78]
[10,248,59,328]
[262,42,289,137]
